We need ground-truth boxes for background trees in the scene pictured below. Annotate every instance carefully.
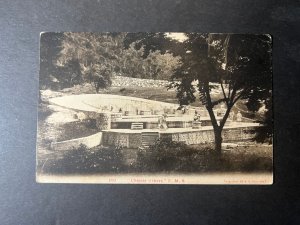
[124,32,272,151]
[40,32,272,150]
[56,32,126,92]
[170,33,272,153]
[41,32,180,92]
[40,33,64,89]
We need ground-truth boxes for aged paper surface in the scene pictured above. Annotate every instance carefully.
[37,32,273,184]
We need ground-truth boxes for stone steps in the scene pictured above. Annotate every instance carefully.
[141,132,160,148]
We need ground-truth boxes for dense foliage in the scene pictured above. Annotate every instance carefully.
[40,32,180,91]
[135,140,213,172]
[133,140,272,173]
[39,140,272,174]
[172,34,272,152]
[124,33,273,151]
[41,144,124,174]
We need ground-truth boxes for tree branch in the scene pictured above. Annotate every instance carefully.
[220,81,229,107]
[228,81,232,98]
[219,106,231,129]
[232,89,249,105]
[228,87,237,107]
[204,83,219,129]
[211,98,227,107]
[219,86,239,129]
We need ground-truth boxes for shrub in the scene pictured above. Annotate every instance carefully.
[210,152,273,172]
[43,144,125,174]
[41,140,272,174]
[135,139,273,173]
[135,139,214,173]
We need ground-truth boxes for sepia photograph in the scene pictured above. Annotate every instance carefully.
[36,32,273,184]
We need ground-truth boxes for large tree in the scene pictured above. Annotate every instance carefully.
[56,32,180,92]
[57,32,125,92]
[170,33,272,153]
[124,32,185,58]
[125,33,272,153]
[40,33,65,89]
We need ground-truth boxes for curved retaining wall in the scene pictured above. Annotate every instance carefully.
[49,94,178,113]
[102,125,259,148]
[50,132,103,151]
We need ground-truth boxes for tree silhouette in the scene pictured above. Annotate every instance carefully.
[125,32,272,153]
[170,33,272,153]
[55,32,180,92]
[57,32,125,92]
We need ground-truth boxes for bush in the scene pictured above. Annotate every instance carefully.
[41,140,272,174]
[216,153,273,172]
[207,150,273,172]
[135,139,214,173]
[56,121,99,142]
[135,139,273,173]
[43,144,125,174]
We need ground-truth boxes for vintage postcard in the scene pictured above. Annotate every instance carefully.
[36,32,273,184]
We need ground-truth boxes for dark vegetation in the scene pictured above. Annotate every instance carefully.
[56,120,98,142]
[125,33,272,152]
[136,140,272,173]
[41,144,124,174]
[135,140,214,173]
[40,33,180,91]
[39,140,272,175]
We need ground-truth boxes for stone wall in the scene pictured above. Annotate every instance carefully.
[102,132,142,148]
[102,126,257,148]
[112,76,169,88]
[50,94,178,115]
[164,127,256,145]
[95,113,111,130]
[50,132,103,151]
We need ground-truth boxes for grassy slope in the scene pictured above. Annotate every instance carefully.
[60,83,209,107]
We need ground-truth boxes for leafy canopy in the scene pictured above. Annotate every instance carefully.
[55,32,181,92]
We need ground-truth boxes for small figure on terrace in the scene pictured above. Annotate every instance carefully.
[218,104,226,116]
[192,111,202,129]
[236,111,242,122]
[229,111,235,121]
[181,106,186,114]
[194,111,201,122]
[158,113,168,130]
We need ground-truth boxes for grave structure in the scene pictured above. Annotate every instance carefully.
[49,94,260,149]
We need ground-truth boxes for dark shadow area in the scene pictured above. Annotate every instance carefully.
[39,140,272,175]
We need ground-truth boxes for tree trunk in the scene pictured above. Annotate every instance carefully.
[202,82,224,154]
[214,128,223,154]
